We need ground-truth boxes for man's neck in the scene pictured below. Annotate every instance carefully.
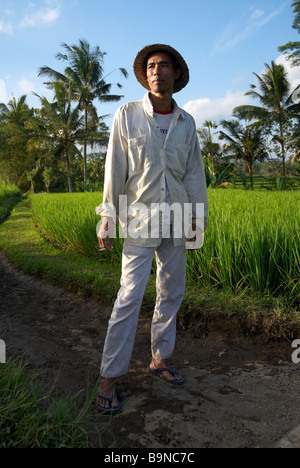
[148,92,173,113]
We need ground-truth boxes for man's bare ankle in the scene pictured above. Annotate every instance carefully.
[99,377,116,395]
[151,358,169,368]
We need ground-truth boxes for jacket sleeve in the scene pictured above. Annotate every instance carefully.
[95,106,128,220]
[182,121,208,232]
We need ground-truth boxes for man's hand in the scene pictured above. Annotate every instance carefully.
[186,224,203,250]
[97,217,114,252]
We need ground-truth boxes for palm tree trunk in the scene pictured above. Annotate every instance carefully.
[83,106,88,188]
[280,141,286,180]
[279,119,286,184]
[247,161,254,189]
[30,176,34,193]
[65,152,73,193]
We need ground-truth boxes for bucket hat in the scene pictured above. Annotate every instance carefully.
[133,44,189,93]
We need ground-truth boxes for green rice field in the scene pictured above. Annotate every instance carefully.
[30,190,300,303]
[0,180,22,222]
[0,180,21,203]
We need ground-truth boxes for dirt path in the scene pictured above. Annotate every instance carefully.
[0,251,299,448]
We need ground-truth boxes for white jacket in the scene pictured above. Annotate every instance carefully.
[96,93,208,247]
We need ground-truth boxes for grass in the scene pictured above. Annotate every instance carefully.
[187,190,300,302]
[0,179,22,223]
[0,356,107,448]
[30,190,300,303]
[30,192,124,263]
[0,179,21,203]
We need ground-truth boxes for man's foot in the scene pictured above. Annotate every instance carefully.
[148,358,185,385]
[95,377,122,414]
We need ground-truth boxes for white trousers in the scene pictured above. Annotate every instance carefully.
[100,237,186,378]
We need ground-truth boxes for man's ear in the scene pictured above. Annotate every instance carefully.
[175,68,181,80]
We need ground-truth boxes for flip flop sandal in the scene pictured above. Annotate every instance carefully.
[96,391,123,415]
[148,366,185,385]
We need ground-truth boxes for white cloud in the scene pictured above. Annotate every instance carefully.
[4,8,14,16]
[214,5,285,54]
[249,9,264,21]
[17,79,36,95]
[183,90,251,127]
[16,76,53,101]
[19,2,61,28]
[0,19,13,35]
[186,55,300,128]
[275,54,300,90]
[0,0,61,33]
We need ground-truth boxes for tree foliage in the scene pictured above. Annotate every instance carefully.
[219,120,269,189]
[279,0,300,66]
[233,61,300,179]
[38,39,128,188]
[0,40,126,192]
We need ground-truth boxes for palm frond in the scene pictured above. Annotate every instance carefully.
[233,104,269,122]
[38,66,68,83]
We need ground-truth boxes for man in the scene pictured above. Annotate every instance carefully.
[95,44,208,414]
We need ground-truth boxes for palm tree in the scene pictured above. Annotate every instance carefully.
[0,95,37,185]
[35,81,87,193]
[38,39,128,187]
[197,120,235,188]
[278,0,300,66]
[0,95,31,125]
[233,61,300,180]
[197,120,222,165]
[219,120,269,189]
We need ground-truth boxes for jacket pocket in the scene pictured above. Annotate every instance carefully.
[128,135,149,174]
[171,143,190,177]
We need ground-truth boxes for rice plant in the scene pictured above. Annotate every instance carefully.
[30,190,300,301]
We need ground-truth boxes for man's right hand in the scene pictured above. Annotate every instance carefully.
[97,217,114,252]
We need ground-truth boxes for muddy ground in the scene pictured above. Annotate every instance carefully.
[0,251,300,449]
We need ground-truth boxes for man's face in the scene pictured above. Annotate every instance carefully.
[146,52,181,95]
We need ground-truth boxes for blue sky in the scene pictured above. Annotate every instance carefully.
[0,0,299,129]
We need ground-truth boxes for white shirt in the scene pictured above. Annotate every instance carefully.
[154,110,173,235]
[96,93,208,247]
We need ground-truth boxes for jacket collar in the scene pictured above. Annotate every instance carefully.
[143,92,185,120]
